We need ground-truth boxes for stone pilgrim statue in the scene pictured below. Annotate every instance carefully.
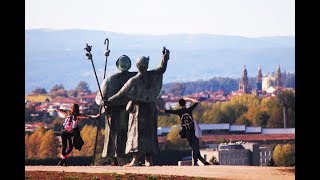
[95,55,137,166]
[105,47,170,166]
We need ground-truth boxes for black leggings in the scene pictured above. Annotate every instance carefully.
[61,131,74,156]
[185,128,206,164]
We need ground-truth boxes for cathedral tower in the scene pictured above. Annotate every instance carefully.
[239,65,249,93]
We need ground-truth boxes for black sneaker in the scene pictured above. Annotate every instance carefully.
[204,162,210,165]
[193,162,199,166]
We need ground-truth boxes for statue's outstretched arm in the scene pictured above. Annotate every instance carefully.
[153,47,170,74]
[106,78,133,104]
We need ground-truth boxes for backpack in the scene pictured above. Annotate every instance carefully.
[181,113,193,125]
[180,113,194,138]
[73,127,84,150]
[63,115,77,132]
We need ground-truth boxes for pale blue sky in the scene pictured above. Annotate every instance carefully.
[25,0,294,37]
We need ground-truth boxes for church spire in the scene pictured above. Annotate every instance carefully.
[239,65,249,93]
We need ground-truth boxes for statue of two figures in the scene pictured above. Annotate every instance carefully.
[95,47,170,166]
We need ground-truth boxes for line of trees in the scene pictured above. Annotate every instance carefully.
[162,73,295,96]
[25,124,295,166]
[28,72,295,99]
[25,125,105,160]
[158,90,295,128]
[29,80,92,99]
[26,87,295,129]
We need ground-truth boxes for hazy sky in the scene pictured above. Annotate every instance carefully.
[25,0,294,37]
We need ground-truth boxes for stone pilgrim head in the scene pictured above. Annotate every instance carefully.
[116,55,131,72]
[136,56,149,73]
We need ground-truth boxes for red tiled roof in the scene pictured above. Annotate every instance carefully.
[199,134,295,142]
[33,122,46,126]
[51,97,79,104]
[81,93,97,98]
[157,134,295,143]
[162,98,180,103]
[34,104,49,111]
[205,99,216,103]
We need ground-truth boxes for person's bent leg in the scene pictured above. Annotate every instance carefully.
[186,133,198,166]
[192,136,210,165]
[61,132,68,157]
[191,135,201,166]
[59,132,68,166]
[65,134,73,157]
[197,151,210,165]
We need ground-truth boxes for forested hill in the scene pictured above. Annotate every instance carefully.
[162,73,295,96]
[26,29,294,94]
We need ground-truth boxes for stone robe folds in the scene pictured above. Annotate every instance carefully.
[108,55,168,155]
[96,71,136,158]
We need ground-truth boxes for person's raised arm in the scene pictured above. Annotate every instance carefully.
[184,97,198,103]
[184,97,198,111]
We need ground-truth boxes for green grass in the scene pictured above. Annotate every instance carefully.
[147,175,158,180]
[64,176,80,180]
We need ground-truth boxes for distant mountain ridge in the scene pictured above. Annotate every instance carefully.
[25,29,295,94]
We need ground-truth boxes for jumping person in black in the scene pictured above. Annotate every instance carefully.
[159,97,210,166]
[47,103,100,166]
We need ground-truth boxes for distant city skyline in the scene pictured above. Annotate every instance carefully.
[25,0,295,38]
